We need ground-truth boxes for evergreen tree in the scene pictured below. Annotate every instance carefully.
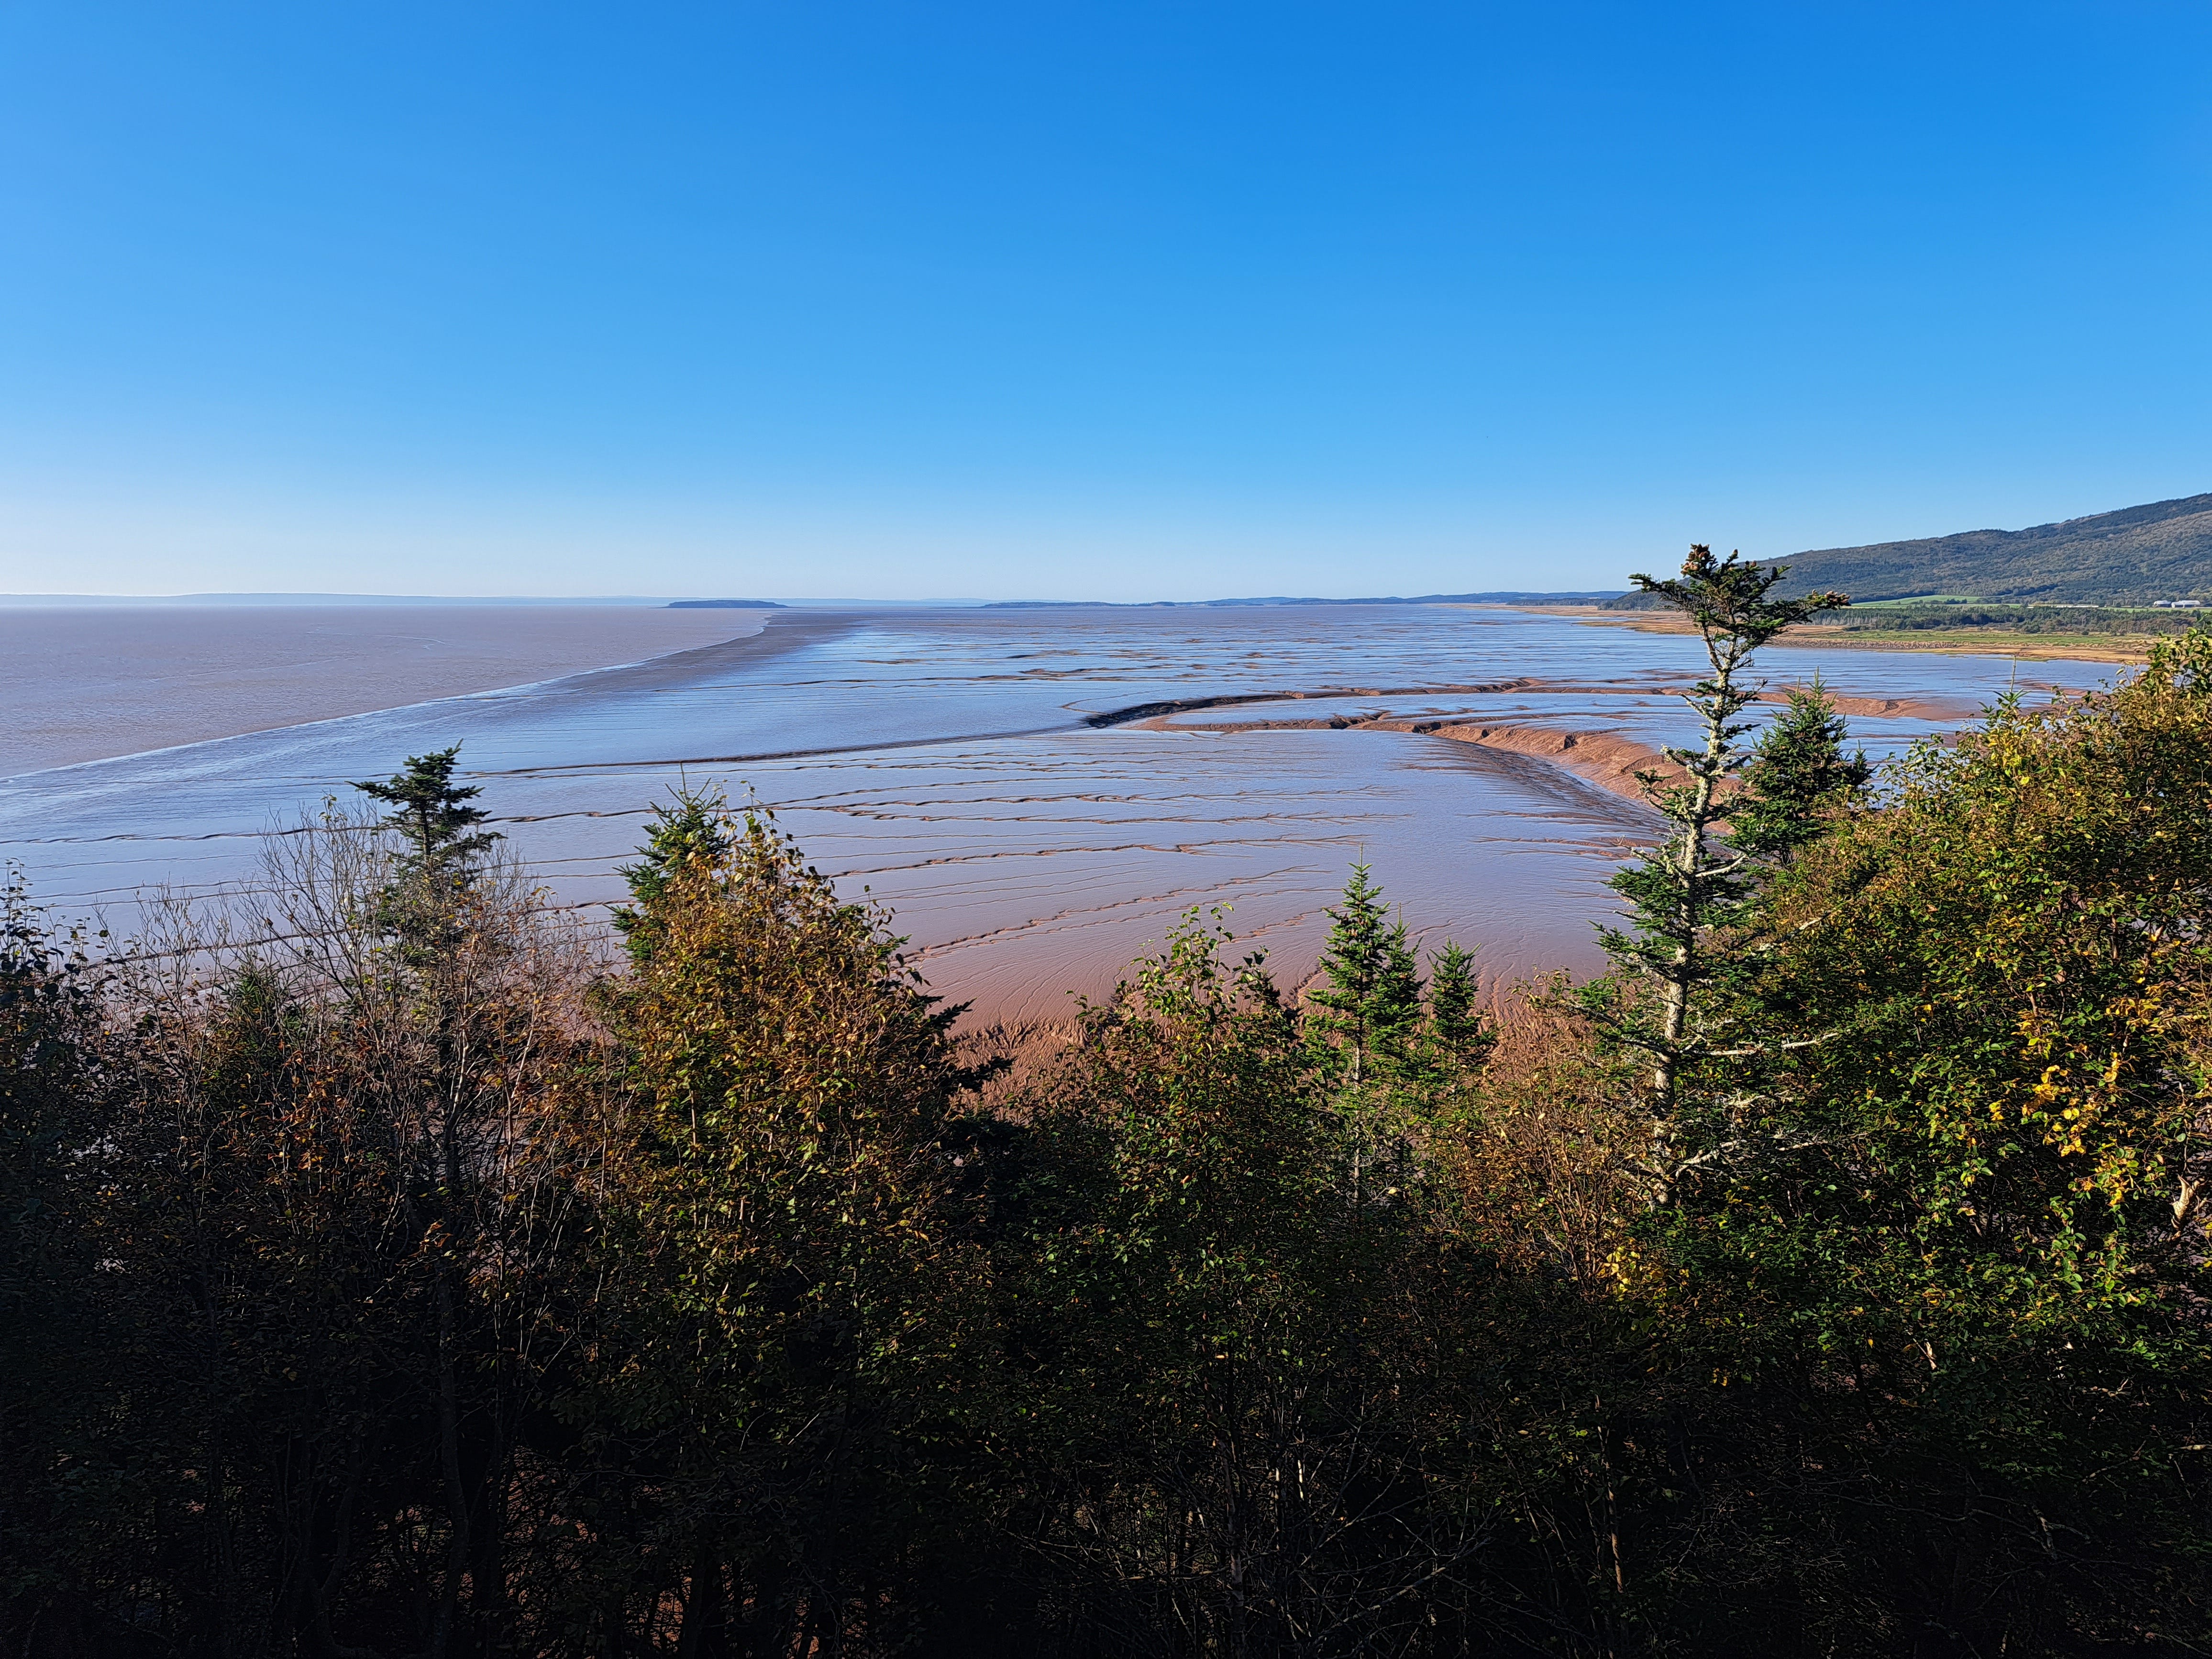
[1590,545,1845,1193]
[354,745,503,954]
[354,743,500,886]
[585,804,992,1650]
[1307,863,1424,1084]
[611,782,735,962]
[1374,916,1423,1063]
[1425,940,1493,1071]
[1013,911,1457,1652]
[1728,676,1871,867]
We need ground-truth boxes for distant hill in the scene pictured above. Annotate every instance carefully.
[1765,494,2212,607]
[667,598,788,608]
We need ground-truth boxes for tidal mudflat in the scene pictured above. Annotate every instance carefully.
[0,603,773,775]
[0,602,2127,1025]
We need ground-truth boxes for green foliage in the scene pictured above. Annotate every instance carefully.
[609,779,735,962]
[1826,600,2207,636]
[354,743,505,956]
[353,742,500,878]
[1424,937,1494,1071]
[0,796,609,1657]
[1650,630,2212,1648]
[1305,863,1493,1197]
[1592,545,1847,1176]
[1305,860,1424,1084]
[574,802,1000,1651]
[1727,677,1871,867]
[1007,911,1474,1650]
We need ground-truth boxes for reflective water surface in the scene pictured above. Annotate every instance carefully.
[0,604,2126,1022]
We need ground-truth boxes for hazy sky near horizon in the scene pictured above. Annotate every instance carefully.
[3,2,2209,601]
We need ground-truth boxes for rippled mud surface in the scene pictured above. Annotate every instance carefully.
[0,604,2126,1022]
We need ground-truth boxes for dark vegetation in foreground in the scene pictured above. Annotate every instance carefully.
[7,552,2212,1656]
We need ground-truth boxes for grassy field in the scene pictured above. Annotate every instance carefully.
[1821,599,2201,636]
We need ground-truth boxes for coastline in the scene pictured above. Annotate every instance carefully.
[6,603,2129,1045]
[0,604,789,777]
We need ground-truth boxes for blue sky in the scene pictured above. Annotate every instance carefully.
[2,1,2208,600]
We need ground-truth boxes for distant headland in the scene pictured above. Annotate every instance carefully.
[1601,491,2212,611]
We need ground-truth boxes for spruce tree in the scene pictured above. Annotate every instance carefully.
[353,744,502,953]
[1592,546,1846,1191]
[613,783,736,962]
[1374,919,1422,1069]
[1425,940,1493,1071]
[1307,863,1424,1085]
[1728,677,1871,868]
[354,744,500,886]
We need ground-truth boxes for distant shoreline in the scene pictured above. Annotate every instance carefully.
[1479,603,2157,665]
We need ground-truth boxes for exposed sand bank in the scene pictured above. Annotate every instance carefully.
[1782,689,1978,721]
[1422,723,1670,798]
[1145,709,1674,803]
[1108,675,1990,807]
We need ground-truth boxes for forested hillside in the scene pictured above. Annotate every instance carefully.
[1777,491,2212,604]
[7,555,2211,1656]
[1602,492,2212,607]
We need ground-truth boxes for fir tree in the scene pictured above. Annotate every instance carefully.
[612,782,736,962]
[1307,863,1424,1084]
[1425,940,1493,1070]
[353,744,500,886]
[353,744,502,954]
[1728,677,1871,867]
[1374,919,1422,1066]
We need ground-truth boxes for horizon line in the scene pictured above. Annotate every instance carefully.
[0,588,1629,609]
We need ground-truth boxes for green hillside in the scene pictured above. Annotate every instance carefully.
[1774,491,2212,606]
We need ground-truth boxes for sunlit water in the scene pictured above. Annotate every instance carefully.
[0,605,2126,1023]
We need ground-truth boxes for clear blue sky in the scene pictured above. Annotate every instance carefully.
[2,2,2207,600]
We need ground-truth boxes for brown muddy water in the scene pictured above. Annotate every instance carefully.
[0,604,772,775]
[0,603,2127,1026]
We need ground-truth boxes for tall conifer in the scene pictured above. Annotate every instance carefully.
[611,782,735,962]
[1592,546,1846,1192]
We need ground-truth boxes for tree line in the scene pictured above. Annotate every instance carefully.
[5,550,2210,1655]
